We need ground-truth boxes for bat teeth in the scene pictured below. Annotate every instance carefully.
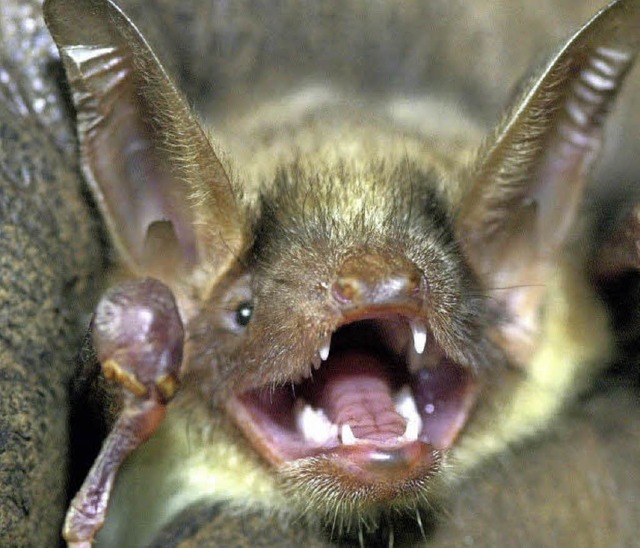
[340,423,357,446]
[394,386,423,443]
[409,319,427,355]
[293,389,423,448]
[399,414,421,443]
[319,335,331,362]
[295,399,338,445]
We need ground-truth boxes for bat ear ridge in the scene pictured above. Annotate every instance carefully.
[44,0,247,283]
[455,0,639,353]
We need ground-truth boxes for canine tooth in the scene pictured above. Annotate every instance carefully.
[319,336,331,361]
[311,354,322,370]
[401,413,422,442]
[394,386,418,419]
[295,400,337,445]
[410,320,427,354]
[395,386,423,431]
[340,424,357,446]
[394,387,423,443]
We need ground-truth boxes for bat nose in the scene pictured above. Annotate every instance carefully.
[332,254,424,307]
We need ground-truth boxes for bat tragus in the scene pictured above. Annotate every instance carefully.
[42,0,639,546]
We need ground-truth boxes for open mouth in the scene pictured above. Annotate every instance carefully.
[227,310,478,483]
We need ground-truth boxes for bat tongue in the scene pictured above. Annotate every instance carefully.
[313,349,407,443]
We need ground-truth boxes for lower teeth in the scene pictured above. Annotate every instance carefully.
[294,386,423,446]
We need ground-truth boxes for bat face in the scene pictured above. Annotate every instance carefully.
[42,0,639,545]
[187,152,494,520]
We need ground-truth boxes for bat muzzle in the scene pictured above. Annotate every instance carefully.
[227,307,478,489]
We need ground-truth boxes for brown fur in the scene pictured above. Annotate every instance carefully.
[1,1,639,546]
[46,0,639,545]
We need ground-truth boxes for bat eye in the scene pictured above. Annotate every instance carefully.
[235,302,253,327]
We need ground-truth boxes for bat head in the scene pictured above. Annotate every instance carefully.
[189,159,495,518]
[44,0,639,541]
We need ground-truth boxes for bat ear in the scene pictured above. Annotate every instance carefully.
[456,0,639,355]
[44,0,246,281]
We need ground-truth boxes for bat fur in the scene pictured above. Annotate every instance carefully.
[38,0,640,546]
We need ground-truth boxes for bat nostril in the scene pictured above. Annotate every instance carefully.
[332,276,366,304]
[332,255,424,306]
[375,273,422,304]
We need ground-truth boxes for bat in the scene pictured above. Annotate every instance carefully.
[41,0,639,545]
